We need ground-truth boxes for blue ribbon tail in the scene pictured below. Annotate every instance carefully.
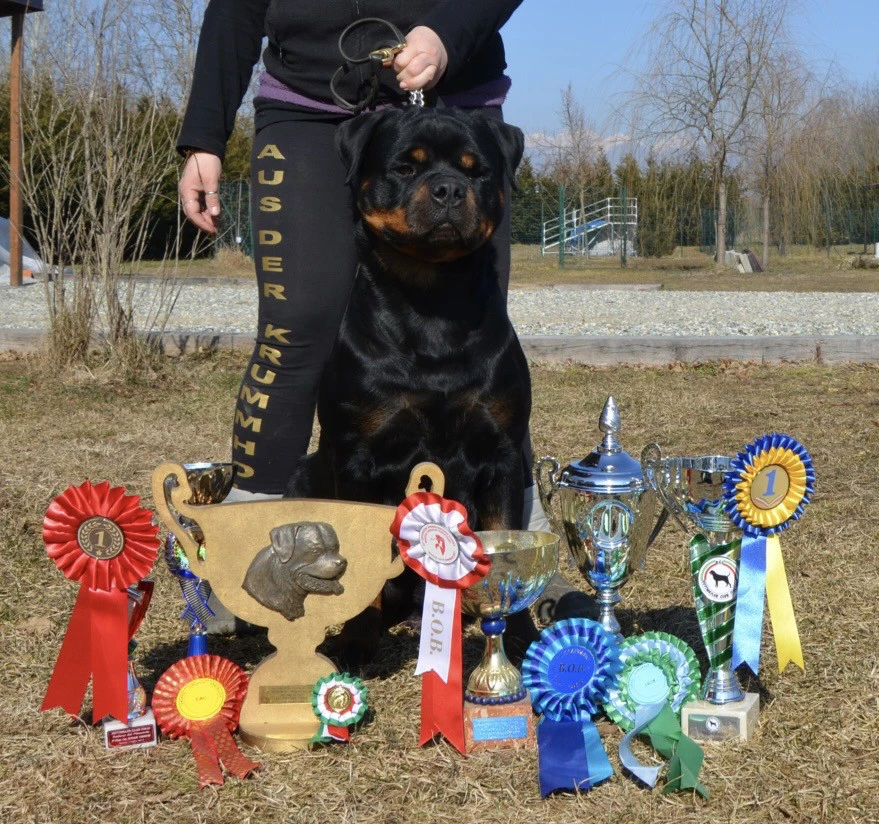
[619,701,666,787]
[732,534,767,674]
[536,716,612,797]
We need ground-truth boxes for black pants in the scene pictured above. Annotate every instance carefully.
[232,113,530,495]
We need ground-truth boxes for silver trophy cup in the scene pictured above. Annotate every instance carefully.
[640,444,745,704]
[537,397,665,644]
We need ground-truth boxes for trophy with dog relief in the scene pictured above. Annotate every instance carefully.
[152,461,436,751]
[537,397,666,644]
[641,445,758,742]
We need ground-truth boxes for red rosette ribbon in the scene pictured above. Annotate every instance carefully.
[390,492,489,754]
[153,655,260,789]
[40,480,159,722]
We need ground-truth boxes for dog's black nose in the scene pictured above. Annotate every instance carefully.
[430,177,466,208]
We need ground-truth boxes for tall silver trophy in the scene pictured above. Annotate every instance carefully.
[641,444,759,741]
[537,397,665,644]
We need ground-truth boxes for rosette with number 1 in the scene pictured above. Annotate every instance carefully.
[522,619,622,797]
[391,492,489,754]
[41,481,159,722]
[724,434,814,674]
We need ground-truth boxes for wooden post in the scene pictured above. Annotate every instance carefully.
[9,11,23,286]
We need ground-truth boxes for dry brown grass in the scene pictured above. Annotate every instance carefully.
[1,354,877,823]
[510,245,879,292]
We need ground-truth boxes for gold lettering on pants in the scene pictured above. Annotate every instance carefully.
[239,384,271,409]
[257,344,282,367]
[259,230,282,245]
[262,283,286,300]
[233,436,256,456]
[235,410,263,433]
[261,256,283,272]
[258,169,284,185]
[257,144,286,160]
[264,324,292,344]
[234,461,256,479]
[250,364,276,385]
[259,196,281,212]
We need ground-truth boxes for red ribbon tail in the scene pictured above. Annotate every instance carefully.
[206,717,260,779]
[327,725,350,742]
[41,584,94,716]
[89,588,130,722]
[419,596,465,755]
[191,724,225,788]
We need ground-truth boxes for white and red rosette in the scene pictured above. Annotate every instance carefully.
[390,492,488,754]
[40,480,159,722]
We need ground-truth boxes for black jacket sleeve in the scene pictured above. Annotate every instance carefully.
[177,0,269,159]
[416,0,523,81]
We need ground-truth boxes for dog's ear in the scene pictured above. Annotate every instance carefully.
[269,524,300,564]
[485,119,525,190]
[336,110,394,185]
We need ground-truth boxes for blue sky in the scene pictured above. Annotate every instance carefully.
[501,0,879,136]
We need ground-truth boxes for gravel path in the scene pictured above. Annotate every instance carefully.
[3,281,878,336]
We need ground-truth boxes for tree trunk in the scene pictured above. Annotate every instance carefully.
[762,192,770,270]
[717,178,728,265]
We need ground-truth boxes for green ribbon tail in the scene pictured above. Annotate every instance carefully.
[645,703,709,799]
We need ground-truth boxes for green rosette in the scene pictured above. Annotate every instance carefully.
[604,632,701,731]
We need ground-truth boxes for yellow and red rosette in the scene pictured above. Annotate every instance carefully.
[723,434,815,674]
[152,655,259,789]
[390,492,489,754]
[41,480,159,721]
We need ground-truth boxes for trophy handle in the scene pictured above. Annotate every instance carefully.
[536,456,574,565]
[405,462,445,497]
[151,462,203,570]
[640,443,690,536]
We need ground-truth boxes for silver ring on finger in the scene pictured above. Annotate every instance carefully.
[203,190,219,196]
[182,199,199,206]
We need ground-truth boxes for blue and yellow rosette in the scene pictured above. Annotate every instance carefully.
[604,633,707,798]
[522,619,622,797]
[311,673,368,744]
[724,433,815,674]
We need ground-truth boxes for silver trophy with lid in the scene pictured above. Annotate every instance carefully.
[536,397,666,642]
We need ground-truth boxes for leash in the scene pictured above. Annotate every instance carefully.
[330,18,425,114]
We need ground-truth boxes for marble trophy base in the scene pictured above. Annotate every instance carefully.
[103,708,158,750]
[464,695,536,752]
[682,692,759,742]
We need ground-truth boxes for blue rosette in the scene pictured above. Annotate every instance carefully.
[523,618,622,797]
[723,433,815,674]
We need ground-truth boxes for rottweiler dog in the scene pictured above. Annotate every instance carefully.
[288,107,531,653]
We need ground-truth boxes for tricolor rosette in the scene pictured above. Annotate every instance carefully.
[723,434,815,674]
[153,655,259,788]
[522,619,622,797]
[390,492,489,755]
[603,632,701,731]
[311,673,368,743]
[40,481,160,723]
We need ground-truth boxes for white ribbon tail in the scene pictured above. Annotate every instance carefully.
[414,582,457,683]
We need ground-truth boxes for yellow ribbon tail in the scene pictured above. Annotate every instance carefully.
[765,535,804,672]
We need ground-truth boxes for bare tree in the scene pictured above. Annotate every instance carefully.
[11,1,192,371]
[532,84,602,218]
[748,50,818,268]
[626,0,797,264]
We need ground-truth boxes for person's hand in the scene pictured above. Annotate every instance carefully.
[394,26,448,92]
[178,151,223,233]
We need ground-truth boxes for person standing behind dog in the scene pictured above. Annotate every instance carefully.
[177,2,560,539]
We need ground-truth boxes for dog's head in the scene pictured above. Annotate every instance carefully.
[336,108,524,264]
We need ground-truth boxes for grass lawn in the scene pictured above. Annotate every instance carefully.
[1,355,876,822]
[138,245,879,293]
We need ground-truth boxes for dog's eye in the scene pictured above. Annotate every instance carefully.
[392,164,416,178]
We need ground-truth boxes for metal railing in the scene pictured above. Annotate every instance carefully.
[542,196,638,258]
